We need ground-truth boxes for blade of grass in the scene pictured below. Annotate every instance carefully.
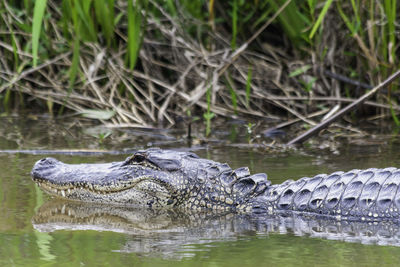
[94,0,115,47]
[390,104,400,126]
[127,0,142,70]
[269,0,308,44]
[73,0,96,42]
[3,89,11,112]
[208,0,215,28]
[384,0,396,64]
[252,6,272,29]
[350,0,361,33]
[309,0,333,39]
[245,67,252,107]
[306,0,317,17]
[61,0,72,38]
[231,0,238,50]
[336,2,356,34]
[24,0,33,13]
[367,0,375,53]
[165,0,176,17]
[203,86,215,137]
[10,29,19,70]
[80,109,116,120]
[289,65,311,77]
[69,0,81,87]
[225,74,237,114]
[32,0,47,67]
[69,37,80,87]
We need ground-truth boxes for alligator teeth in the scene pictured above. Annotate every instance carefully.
[67,188,71,194]
[61,190,65,197]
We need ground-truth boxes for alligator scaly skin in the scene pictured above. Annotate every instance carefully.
[252,167,400,220]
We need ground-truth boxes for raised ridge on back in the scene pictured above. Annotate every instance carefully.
[252,167,400,221]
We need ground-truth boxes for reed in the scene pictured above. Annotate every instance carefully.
[32,0,47,67]
[0,0,398,131]
[203,86,215,137]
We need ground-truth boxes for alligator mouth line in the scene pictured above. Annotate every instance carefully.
[33,176,172,198]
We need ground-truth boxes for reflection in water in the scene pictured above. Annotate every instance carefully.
[34,184,56,262]
[2,116,400,265]
[32,200,400,259]
[34,231,56,261]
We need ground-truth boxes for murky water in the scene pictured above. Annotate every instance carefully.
[1,116,400,266]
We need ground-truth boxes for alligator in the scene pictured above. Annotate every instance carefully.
[31,148,400,221]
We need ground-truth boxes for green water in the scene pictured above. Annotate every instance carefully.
[1,117,400,266]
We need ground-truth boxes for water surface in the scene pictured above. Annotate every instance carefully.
[1,117,400,266]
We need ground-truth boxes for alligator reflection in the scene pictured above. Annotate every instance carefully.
[32,200,400,258]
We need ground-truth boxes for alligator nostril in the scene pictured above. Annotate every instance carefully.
[38,157,59,165]
[33,158,61,173]
[32,158,61,181]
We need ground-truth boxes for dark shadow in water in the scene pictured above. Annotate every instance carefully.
[32,200,400,259]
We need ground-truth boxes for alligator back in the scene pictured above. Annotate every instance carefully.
[257,168,400,220]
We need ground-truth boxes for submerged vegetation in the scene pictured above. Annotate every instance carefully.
[0,0,399,133]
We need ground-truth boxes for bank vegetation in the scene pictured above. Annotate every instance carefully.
[0,0,399,132]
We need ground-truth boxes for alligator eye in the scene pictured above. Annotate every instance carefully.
[132,154,146,163]
[122,153,149,166]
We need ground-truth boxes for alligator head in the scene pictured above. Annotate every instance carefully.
[31,148,270,211]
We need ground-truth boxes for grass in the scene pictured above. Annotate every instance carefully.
[0,0,399,132]
[203,86,215,137]
[32,0,47,67]
[308,0,333,39]
[126,0,145,70]
[245,66,252,108]
[231,0,238,50]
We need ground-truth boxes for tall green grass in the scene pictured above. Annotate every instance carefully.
[337,1,398,73]
[127,0,145,70]
[0,0,399,126]
[31,0,147,71]
[203,86,215,137]
[32,0,47,67]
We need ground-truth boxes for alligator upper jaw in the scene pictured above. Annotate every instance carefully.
[31,157,125,192]
[30,157,172,202]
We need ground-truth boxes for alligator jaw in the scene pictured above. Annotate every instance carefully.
[31,157,174,207]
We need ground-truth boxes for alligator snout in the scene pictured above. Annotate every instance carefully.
[36,157,61,166]
[31,157,62,182]
[33,157,62,170]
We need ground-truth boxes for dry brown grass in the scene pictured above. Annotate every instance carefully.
[0,0,399,130]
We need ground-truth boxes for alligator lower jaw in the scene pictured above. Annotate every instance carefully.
[32,176,134,196]
[34,180,117,198]
[32,175,163,197]
[33,177,174,207]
